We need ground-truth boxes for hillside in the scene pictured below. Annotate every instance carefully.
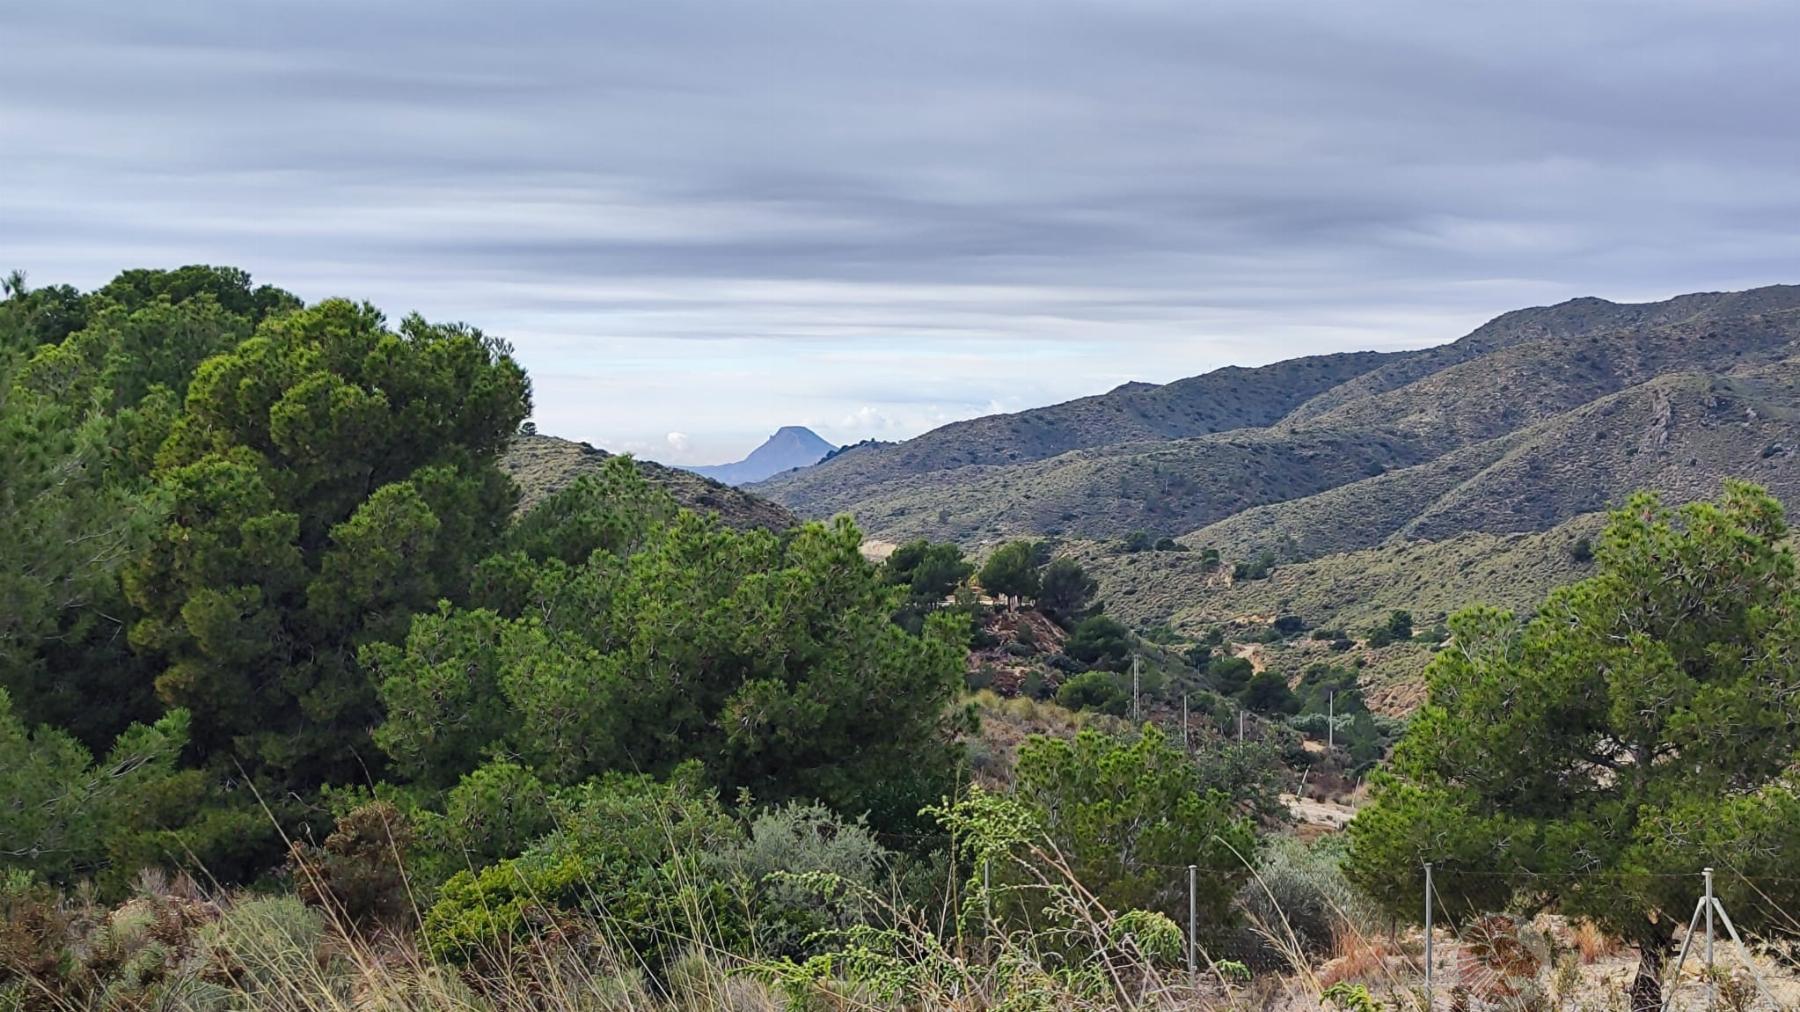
[501,434,798,532]
[1281,284,1800,424]
[804,426,1442,545]
[1080,513,1606,634]
[687,425,834,485]
[1175,357,1800,565]
[753,349,1395,517]
[755,287,1800,551]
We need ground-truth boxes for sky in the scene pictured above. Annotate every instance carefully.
[6,1,1800,466]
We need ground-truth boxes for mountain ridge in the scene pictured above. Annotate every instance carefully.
[753,286,1800,553]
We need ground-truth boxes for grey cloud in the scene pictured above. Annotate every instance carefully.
[5,0,1799,459]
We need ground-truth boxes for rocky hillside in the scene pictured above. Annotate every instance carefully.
[753,349,1395,518]
[754,286,1800,551]
[502,434,798,532]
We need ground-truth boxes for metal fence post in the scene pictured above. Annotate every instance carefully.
[1424,862,1434,1010]
[983,858,992,930]
[1187,863,1197,979]
[1705,866,1715,1007]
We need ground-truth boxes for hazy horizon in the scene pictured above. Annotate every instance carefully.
[8,1,1799,465]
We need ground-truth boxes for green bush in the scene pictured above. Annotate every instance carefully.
[288,801,414,931]
[1207,656,1254,695]
[1013,727,1257,925]
[1238,837,1379,957]
[195,896,346,1007]
[1272,615,1307,637]
[1232,550,1277,581]
[1240,671,1299,715]
[1111,908,1183,966]
[714,801,892,960]
[422,766,742,966]
[1064,615,1133,671]
[1056,671,1128,716]
[415,759,556,882]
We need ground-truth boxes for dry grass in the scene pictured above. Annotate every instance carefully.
[1317,930,1403,990]
[1571,919,1625,965]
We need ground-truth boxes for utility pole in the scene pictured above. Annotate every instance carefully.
[1131,654,1141,722]
[1237,709,1245,742]
[1181,693,1190,749]
[1328,689,1335,753]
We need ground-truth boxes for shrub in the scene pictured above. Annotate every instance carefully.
[1012,727,1257,925]
[714,802,892,960]
[1240,671,1299,715]
[1139,623,1181,646]
[1055,671,1128,716]
[197,896,344,1006]
[422,766,742,965]
[1272,615,1307,637]
[1111,908,1183,966]
[1381,609,1412,641]
[1019,670,1051,700]
[1232,550,1277,581]
[288,801,414,931]
[410,759,557,885]
[1237,837,1379,957]
[1207,656,1254,695]
[1064,616,1133,671]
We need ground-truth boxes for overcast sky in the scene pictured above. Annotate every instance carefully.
[6,1,1799,465]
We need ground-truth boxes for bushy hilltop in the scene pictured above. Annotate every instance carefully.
[503,433,798,532]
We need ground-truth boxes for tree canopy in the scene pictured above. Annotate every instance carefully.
[1347,483,1800,1011]
[979,540,1040,600]
[1037,557,1098,627]
[371,459,968,835]
[1014,726,1257,925]
[124,298,530,786]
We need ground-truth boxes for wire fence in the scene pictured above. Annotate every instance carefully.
[1413,865,1800,1012]
[961,855,1800,1011]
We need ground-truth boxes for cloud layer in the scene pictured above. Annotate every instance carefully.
[7,1,1799,463]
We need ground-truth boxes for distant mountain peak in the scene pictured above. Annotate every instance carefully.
[686,425,835,486]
